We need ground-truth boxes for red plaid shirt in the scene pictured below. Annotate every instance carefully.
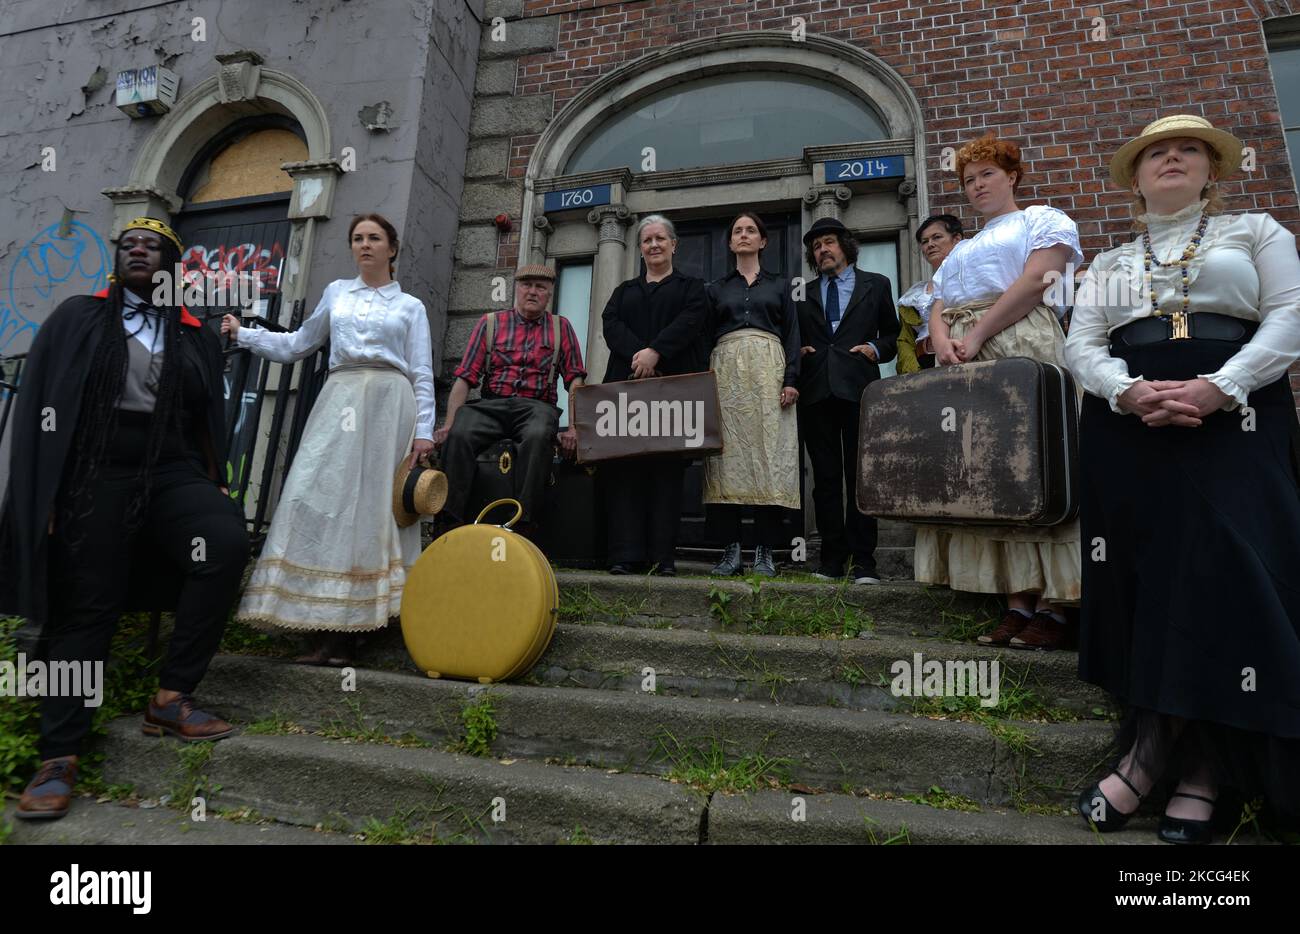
[453,308,587,404]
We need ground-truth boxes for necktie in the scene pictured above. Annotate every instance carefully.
[824,275,840,331]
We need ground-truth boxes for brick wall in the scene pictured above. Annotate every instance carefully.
[510,0,1296,254]
[462,0,1300,401]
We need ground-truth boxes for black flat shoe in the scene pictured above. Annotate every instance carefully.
[1078,770,1143,832]
[608,564,635,576]
[1157,792,1216,845]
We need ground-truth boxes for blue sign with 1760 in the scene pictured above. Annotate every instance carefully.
[823,155,905,182]
[544,184,612,213]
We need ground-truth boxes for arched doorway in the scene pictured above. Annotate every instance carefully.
[525,32,928,550]
[172,115,305,318]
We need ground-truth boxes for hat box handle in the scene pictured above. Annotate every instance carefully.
[474,498,524,529]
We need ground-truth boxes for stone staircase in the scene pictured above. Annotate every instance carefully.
[14,524,1223,844]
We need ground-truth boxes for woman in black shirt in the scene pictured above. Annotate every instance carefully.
[600,214,709,574]
[705,211,801,577]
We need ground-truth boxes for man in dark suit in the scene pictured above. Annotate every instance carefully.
[796,217,900,583]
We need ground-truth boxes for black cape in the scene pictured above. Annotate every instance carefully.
[0,292,228,626]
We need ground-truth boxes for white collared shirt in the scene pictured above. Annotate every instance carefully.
[122,288,165,353]
[1064,200,1300,411]
[236,277,437,438]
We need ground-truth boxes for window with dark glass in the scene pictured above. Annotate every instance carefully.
[564,72,889,175]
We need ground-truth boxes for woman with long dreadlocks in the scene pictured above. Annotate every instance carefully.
[0,218,249,821]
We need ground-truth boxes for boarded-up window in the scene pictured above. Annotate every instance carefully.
[187,129,307,203]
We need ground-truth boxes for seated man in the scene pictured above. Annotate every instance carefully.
[435,265,586,532]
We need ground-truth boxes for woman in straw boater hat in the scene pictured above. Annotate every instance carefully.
[3,218,249,820]
[1065,115,1300,842]
[222,213,436,666]
[919,134,1085,649]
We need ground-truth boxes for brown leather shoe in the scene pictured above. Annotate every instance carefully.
[142,694,235,742]
[16,756,78,820]
[1009,611,1076,650]
[977,609,1032,645]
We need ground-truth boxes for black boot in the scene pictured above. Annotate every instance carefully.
[711,542,743,576]
[752,545,776,577]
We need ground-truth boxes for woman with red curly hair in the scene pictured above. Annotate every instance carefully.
[916,134,1083,650]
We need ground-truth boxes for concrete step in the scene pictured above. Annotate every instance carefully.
[360,621,1113,718]
[524,624,1111,717]
[2,796,356,845]
[552,572,1003,638]
[706,789,1163,845]
[90,719,701,844]
[191,655,1111,806]
[44,720,1170,846]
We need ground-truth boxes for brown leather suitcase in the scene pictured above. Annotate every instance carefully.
[570,371,723,464]
[856,357,1078,525]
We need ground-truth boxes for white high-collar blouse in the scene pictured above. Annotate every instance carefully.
[935,204,1084,318]
[236,277,437,439]
[1064,200,1300,412]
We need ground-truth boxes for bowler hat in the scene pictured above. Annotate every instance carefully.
[802,216,850,247]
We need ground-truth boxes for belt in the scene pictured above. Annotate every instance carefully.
[1110,312,1258,348]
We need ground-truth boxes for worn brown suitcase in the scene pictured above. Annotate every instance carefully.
[856,357,1078,525]
[570,371,723,464]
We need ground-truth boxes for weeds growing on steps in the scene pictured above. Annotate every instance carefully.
[557,585,649,625]
[167,742,220,808]
[651,729,791,795]
[707,581,873,639]
[1,613,160,801]
[901,784,982,812]
[357,796,487,845]
[862,815,911,845]
[449,694,498,757]
[321,697,432,748]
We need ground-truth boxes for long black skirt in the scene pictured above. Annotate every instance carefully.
[1078,337,1300,817]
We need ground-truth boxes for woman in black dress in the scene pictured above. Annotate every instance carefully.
[1065,115,1300,842]
[600,214,709,575]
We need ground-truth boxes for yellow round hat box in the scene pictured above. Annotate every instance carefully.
[400,499,558,683]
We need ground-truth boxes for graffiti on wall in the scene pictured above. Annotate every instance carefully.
[181,240,285,296]
[0,220,111,355]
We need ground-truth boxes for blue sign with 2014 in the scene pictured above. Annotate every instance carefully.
[824,155,906,182]
[544,184,612,213]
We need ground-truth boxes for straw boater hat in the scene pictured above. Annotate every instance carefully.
[1109,114,1245,190]
[392,458,448,528]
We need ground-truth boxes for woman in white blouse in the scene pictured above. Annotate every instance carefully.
[918,134,1083,650]
[220,214,436,666]
[1065,115,1300,842]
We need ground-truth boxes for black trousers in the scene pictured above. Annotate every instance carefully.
[604,455,685,567]
[443,395,560,523]
[41,459,249,759]
[798,396,878,575]
[710,503,786,549]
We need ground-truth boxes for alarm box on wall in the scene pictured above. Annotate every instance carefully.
[116,66,180,118]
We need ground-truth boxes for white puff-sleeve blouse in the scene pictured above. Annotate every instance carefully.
[236,276,438,439]
[935,205,1084,316]
[1063,200,1300,412]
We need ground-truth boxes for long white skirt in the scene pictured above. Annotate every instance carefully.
[236,366,420,632]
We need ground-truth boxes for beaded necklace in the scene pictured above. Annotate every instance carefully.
[1142,211,1210,316]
